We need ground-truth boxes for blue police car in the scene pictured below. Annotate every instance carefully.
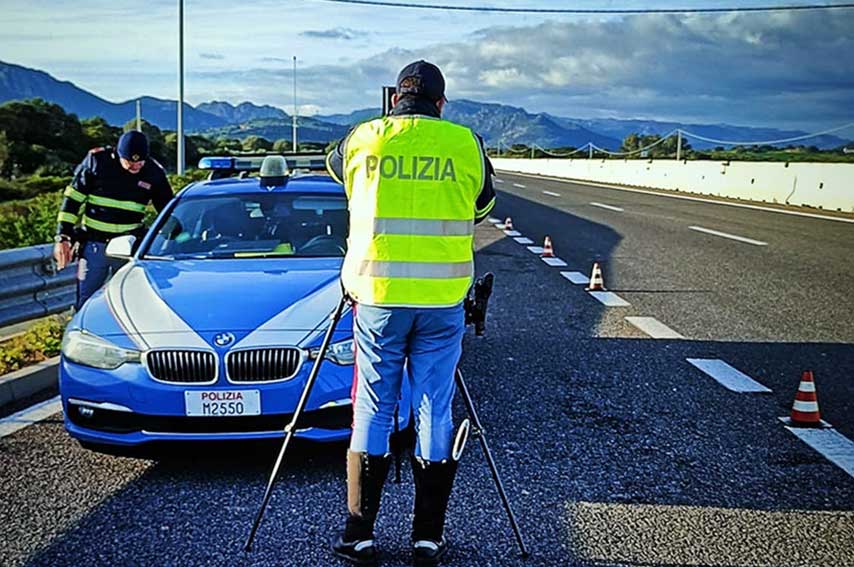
[59,154,410,451]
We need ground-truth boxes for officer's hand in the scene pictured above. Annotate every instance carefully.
[54,240,73,270]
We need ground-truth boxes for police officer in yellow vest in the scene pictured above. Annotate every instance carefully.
[326,61,496,566]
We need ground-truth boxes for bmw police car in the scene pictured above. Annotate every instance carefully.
[60,154,410,451]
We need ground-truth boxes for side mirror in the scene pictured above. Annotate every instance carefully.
[106,235,137,259]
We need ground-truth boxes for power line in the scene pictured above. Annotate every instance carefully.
[317,1,854,14]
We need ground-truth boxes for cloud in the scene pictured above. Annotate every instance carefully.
[189,11,854,129]
[199,53,225,60]
[300,28,365,41]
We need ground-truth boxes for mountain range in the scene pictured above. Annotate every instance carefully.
[1,60,850,150]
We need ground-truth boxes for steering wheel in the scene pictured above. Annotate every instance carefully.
[298,235,346,256]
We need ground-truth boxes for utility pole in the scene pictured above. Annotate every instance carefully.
[676,130,683,161]
[136,99,141,131]
[292,56,298,153]
[176,0,185,174]
[588,143,593,159]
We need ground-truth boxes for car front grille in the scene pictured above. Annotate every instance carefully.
[146,350,216,383]
[226,348,303,382]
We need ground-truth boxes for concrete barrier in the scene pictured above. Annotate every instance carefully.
[0,356,59,410]
[492,158,854,213]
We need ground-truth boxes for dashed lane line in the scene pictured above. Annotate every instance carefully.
[588,291,630,307]
[487,217,501,224]
[561,271,590,285]
[527,246,544,254]
[686,358,771,393]
[504,230,521,237]
[541,257,568,267]
[0,395,62,439]
[625,317,684,339]
[513,183,527,188]
[689,226,768,246]
[494,178,504,183]
[782,424,854,479]
[590,202,624,212]
[514,237,534,244]
[543,190,561,197]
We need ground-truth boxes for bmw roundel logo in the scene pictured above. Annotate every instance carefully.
[214,332,235,347]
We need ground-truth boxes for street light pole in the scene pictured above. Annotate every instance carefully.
[177,0,185,174]
[292,56,298,153]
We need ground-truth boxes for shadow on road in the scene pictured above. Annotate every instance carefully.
[15,189,854,567]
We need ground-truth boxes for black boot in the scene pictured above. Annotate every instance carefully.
[411,456,458,566]
[332,451,391,565]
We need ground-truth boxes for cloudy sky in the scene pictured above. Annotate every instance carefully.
[1,0,853,130]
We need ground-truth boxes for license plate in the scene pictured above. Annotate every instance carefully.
[184,390,261,417]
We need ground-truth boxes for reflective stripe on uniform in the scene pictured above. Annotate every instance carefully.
[82,216,141,233]
[357,260,473,279]
[351,217,474,237]
[87,194,147,213]
[475,196,496,217]
[57,211,79,224]
[63,186,88,202]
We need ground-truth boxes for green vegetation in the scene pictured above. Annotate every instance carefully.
[0,315,68,376]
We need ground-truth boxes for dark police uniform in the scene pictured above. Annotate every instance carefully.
[56,146,173,307]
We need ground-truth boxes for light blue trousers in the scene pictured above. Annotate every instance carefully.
[350,303,465,462]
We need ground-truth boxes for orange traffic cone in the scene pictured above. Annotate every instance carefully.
[541,236,555,257]
[786,371,827,428]
[504,217,513,230]
[585,262,606,291]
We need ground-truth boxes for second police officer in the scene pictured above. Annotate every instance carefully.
[326,60,496,566]
[54,131,174,308]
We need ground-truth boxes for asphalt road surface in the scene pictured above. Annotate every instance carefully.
[1,173,852,567]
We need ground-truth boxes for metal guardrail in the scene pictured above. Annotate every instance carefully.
[0,244,76,328]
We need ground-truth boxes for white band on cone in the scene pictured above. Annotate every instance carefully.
[793,400,819,412]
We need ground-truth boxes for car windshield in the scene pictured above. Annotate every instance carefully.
[144,193,348,259]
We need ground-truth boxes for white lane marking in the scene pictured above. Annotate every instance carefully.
[514,237,534,244]
[0,395,62,439]
[504,230,521,236]
[500,171,854,225]
[625,317,684,339]
[487,217,501,224]
[689,226,768,246]
[495,224,507,229]
[686,359,771,393]
[494,178,504,183]
[588,291,630,307]
[527,246,545,254]
[561,271,590,285]
[543,190,561,197]
[513,183,527,188]
[542,257,568,267]
[782,424,854,479]
[590,202,624,212]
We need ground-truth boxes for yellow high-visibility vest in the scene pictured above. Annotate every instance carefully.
[342,115,485,307]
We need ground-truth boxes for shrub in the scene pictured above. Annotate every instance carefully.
[0,315,68,376]
[0,191,62,249]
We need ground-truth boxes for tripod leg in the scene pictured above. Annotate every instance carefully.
[244,294,349,552]
[393,402,402,483]
[455,369,530,558]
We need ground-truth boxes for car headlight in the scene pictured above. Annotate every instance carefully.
[61,330,141,370]
[309,338,355,365]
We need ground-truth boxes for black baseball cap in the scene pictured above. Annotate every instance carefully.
[396,60,445,102]
[117,131,149,162]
